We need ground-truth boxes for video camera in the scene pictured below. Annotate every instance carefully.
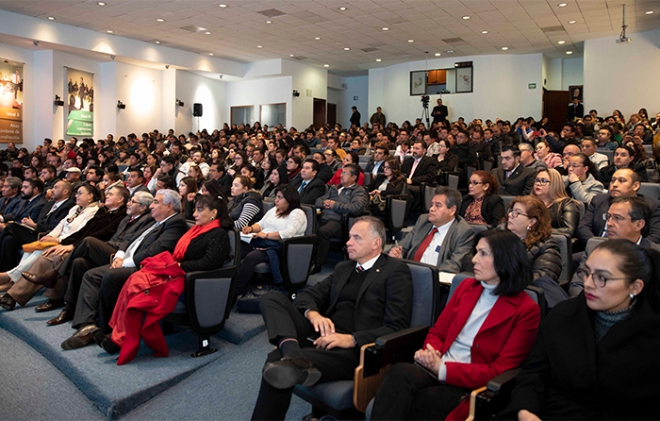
[421,95,430,108]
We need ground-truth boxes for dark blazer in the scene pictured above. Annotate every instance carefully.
[491,165,536,196]
[566,102,584,121]
[459,194,505,227]
[108,212,155,250]
[4,194,48,223]
[435,152,458,174]
[60,205,128,247]
[365,159,385,176]
[118,213,189,266]
[292,176,326,205]
[577,193,660,245]
[129,185,150,196]
[215,173,233,196]
[367,174,405,197]
[401,156,438,185]
[317,163,334,184]
[503,292,660,420]
[0,194,21,217]
[35,198,76,234]
[598,162,648,188]
[399,215,475,273]
[294,254,413,346]
[180,228,231,273]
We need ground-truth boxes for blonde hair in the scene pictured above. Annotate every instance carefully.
[534,168,570,204]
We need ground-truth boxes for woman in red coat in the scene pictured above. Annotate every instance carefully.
[371,230,540,420]
[94,195,233,364]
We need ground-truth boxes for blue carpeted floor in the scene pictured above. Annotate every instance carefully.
[0,260,337,420]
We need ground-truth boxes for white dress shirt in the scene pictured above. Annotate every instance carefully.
[420,219,454,266]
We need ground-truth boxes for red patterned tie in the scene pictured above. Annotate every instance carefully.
[413,227,438,262]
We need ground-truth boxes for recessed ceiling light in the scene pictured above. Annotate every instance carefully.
[481,30,489,34]
[156,18,165,22]
[501,46,509,50]
[339,6,347,11]
[257,45,263,48]
[376,59,381,62]
[343,47,350,51]
[558,40,566,44]
[323,64,329,67]
[645,10,654,15]
[205,31,211,35]
[208,53,214,56]
[219,4,227,7]
[290,54,294,57]
[314,37,321,40]
[558,3,567,7]
[435,53,441,56]
[568,20,576,24]
[266,20,272,24]
[408,39,414,43]
[106,30,114,34]
[447,50,454,53]
[566,51,573,54]
[155,41,161,44]
[47,16,55,20]
[98,2,105,5]
[462,16,470,20]
[382,27,389,31]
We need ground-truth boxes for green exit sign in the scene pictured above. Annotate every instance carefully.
[528,83,537,89]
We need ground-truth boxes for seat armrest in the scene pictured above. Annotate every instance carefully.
[375,325,429,349]
[486,368,520,392]
[185,266,236,282]
[279,234,316,245]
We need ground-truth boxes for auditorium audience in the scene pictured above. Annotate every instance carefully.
[367,156,405,216]
[563,152,604,205]
[228,175,264,230]
[459,170,504,227]
[531,168,581,237]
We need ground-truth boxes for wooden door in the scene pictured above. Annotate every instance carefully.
[313,98,326,129]
[327,103,337,127]
[542,89,570,134]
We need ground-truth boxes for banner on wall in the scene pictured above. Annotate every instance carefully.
[0,58,23,144]
[65,67,94,137]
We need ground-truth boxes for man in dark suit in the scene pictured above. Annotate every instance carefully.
[0,178,47,229]
[431,98,448,125]
[291,158,326,205]
[61,189,188,350]
[570,196,659,296]
[577,168,660,246]
[312,152,334,184]
[401,140,438,211]
[0,180,74,277]
[0,176,22,221]
[350,106,361,127]
[251,216,413,420]
[597,145,648,189]
[125,169,150,197]
[44,191,155,325]
[567,97,583,122]
[389,186,475,273]
[208,163,232,195]
[491,146,536,196]
[365,146,389,177]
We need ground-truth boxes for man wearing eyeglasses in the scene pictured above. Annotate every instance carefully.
[577,168,660,247]
[518,143,547,172]
[569,196,660,297]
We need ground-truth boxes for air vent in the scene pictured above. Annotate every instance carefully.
[541,25,565,33]
[442,37,465,44]
[180,25,204,33]
[292,11,328,23]
[257,9,286,18]
[361,47,380,53]
[292,56,308,60]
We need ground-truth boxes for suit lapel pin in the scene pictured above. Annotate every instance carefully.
[376,269,380,273]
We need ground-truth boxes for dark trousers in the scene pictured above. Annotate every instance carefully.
[62,237,117,303]
[0,224,37,271]
[72,263,136,333]
[314,220,342,266]
[371,362,469,420]
[252,293,360,421]
[406,185,422,213]
[235,239,283,297]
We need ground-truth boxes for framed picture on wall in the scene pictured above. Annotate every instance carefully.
[410,71,426,96]
[568,85,583,100]
[455,67,473,93]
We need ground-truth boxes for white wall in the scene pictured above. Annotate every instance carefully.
[281,60,327,129]
[175,70,226,135]
[584,29,660,117]
[562,58,583,91]
[545,58,563,90]
[225,76,291,128]
[369,54,544,125]
[115,62,163,136]
[328,75,369,128]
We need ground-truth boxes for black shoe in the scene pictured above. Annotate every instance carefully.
[22,269,59,288]
[309,263,322,275]
[262,357,321,389]
[61,324,100,350]
[0,294,16,311]
[47,305,74,326]
[35,298,65,313]
[94,330,120,355]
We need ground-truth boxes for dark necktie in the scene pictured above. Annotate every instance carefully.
[413,227,438,262]
[298,181,308,194]
[355,265,364,273]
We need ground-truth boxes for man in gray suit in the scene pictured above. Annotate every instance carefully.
[491,146,536,196]
[389,186,475,273]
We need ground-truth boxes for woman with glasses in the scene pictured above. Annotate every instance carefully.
[534,140,562,169]
[564,153,604,205]
[502,239,660,420]
[460,170,505,227]
[285,156,302,180]
[367,156,405,216]
[531,168,581,237]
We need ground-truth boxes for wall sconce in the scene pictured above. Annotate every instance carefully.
[293,90,300,97]
[176,99,184,107]
[54,95,64,107]
[117,100,126,110]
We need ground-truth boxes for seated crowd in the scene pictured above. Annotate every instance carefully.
[0,107,659,419]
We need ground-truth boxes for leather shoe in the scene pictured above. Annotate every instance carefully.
[309,263,322,275]
[262,357,321,389]
[0,281,13,293]
[35,298,65,313]
[47,306,74,326]
[22,269,58,289]
[94,330,120,355]
[0,294,16,311]
[0,272,10,285]
[61,324,100,350]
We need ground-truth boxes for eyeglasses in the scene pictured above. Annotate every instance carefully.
[383,166,391,169]
[468,181,484,186]
[534,178,550,186]
[575,268,628,288]
[507,208,529,219]
[602,213,633,223]
[567,164,584,168]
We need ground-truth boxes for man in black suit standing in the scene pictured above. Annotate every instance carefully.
[401,140,438,210]
[350,106,361,128]
[567,97,583,122]
[491,146,536,196]
[432,98,448,125]
[252,216,413,420]
[61,189,188,349]
[291,158,326,205]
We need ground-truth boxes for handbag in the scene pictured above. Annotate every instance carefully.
[22,241,59,253]
[370,193,387,212]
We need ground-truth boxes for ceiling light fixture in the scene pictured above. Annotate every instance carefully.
[344,47,350,50]
[323,64,329,67]
[408,39,414,43]
[106,30,114,34]
[48,16,55,20]
[266,20,272,23]
[257,45,263,48]
[645,10,654,15]
[568,20,576,24]
[382,27,389,31]
[314,37,321,40]
[435,53,441,56]
[98,2,105,5]
[558,40,566,44]
[290,54,294,57]
[481,30,489,34]
[155,41,161,44]
[219,4,227,8]
[566,51,573,54]
[156,18,165,22]
[376,59,381,62]
[339,6,347,11]
[205,31,211,35]
[447,50,454,53]
[501,46,509,50]
[462,16,470,20]
[558,3,567,7]
[209,53,214,56]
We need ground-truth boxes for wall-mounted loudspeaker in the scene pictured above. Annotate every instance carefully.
[193,103,203,117]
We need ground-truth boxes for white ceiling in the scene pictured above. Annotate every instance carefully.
[1,0,659,76]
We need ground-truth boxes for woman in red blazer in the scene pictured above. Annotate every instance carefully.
[371,230,540,421]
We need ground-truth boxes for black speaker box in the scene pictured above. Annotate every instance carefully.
[193,103,203,117]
